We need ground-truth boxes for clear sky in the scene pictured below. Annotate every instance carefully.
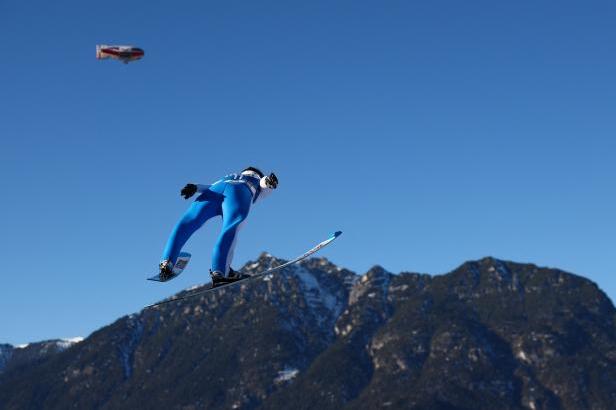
[1,0,615,345]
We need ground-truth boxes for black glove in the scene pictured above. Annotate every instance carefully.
[181,183,198,199]
[265,173,278,189]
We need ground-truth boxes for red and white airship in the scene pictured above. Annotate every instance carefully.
[96,45,144,64]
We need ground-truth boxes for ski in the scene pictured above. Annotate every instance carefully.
[144,231,342,309]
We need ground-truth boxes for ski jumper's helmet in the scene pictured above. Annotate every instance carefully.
[242,167,265,178]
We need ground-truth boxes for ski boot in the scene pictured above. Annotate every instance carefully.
[210,268,250,287]
[159,260,174,281]
[228,267,251,281]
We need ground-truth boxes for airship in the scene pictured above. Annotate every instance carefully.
[96,45,144,64]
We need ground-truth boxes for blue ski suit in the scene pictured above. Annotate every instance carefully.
[161,171,274,276]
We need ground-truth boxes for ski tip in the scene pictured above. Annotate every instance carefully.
[333,230,342,238]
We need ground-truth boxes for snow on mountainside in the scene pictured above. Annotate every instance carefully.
[1,255,615,410]
[54,337,84,350]
[0,338,83,374]
[11,338,83,352]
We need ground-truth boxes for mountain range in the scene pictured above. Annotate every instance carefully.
[1,254,614,410]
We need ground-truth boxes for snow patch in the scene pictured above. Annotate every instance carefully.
[335,322,354,337]
[516,349,531,363]
[290,266,345,330]
[274,368,299,383]
[343,275,360,288]
[496,261,510,278]
[118,318,143,379]
[294,266,339,313]
[55,337,84,350]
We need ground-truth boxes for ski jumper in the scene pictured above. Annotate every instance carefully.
[161,170,273,277]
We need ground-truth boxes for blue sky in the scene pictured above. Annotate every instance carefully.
[1,0,615,345]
